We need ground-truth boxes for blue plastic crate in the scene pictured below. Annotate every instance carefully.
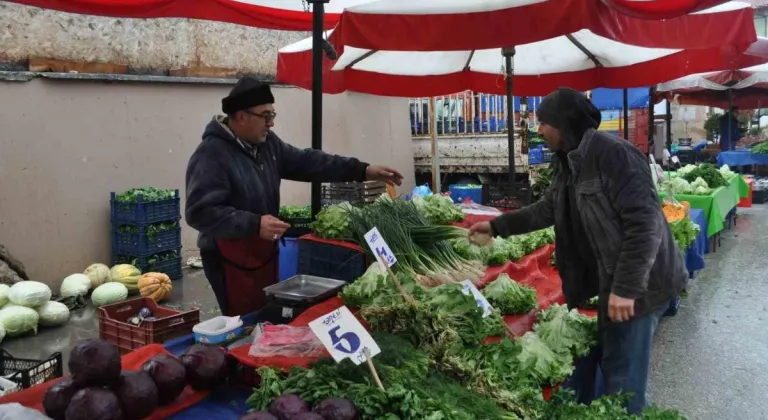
[529,148,544,165]
[113,250,183,280]
[298,238,366,282]
[111,189,181,223]
[111,225,181,256]
[448,184,483,204]
[279,238,299,282]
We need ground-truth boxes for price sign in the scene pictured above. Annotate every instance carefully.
[364,227,397,269]
[460,280,493,318]
[308,306,381,365]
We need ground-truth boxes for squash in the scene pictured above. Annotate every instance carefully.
[109,264,142,294]
[138,272,172,302]
[84,263,111,289]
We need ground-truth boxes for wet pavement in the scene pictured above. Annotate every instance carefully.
[648,204,768,419]
[3,206,767,418]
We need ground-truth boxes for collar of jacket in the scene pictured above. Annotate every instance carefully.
[566,128,598,178]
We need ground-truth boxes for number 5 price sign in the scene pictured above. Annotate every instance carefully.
[308,306,385,390]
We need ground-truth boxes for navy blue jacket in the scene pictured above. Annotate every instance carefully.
[185,118,369,251]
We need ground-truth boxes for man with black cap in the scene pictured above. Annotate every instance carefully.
[185,77,403,317]
[470,88,687,413]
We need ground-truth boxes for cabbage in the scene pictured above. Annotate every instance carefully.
[36,301,71,327]
[694,186,711,195]
[0,305,39,336]
[690,176,709,189]
[719,164,737,181]
[0,284,9,307]
[668,177,693,194]
[678,164,698,176]
[84,263,111,289]
[180,344,229,390]
[9,281,52,307]
[60,274,91,297]
[91,282,129,307]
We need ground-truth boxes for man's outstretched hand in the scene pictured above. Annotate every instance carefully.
[366,165,404,186]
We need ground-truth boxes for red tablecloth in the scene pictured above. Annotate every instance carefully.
[0,344,210,419]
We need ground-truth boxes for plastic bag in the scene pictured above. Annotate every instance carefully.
[248,323,326,358]
[0,403,54,420]
[456,202,503,216]
[411,184,433,199]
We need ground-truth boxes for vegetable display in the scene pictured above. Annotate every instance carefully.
[91,282,130,307]
[116,221,179,240]
[678,163,728,189]
[60,274,91,298]
[670,218,700,252]
[310,203,358,240]
[453,228,555,267]
[84,263,111,289]
[44,339,229,420]
[482,273,538,315]
[750,141,768,155]
[279,205,311,219]
[109,264,142,294]
[115,187,175,203]
[0,305,39,336]
[412,194,465,225]
[36,301,71,327]
[9,281,52,307]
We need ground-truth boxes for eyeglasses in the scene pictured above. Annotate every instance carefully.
[244,110,277,122]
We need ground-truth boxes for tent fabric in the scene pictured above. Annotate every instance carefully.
[601,0,731,19]
[0,344,211,420]
[335,0,756,52]
[655,50,768,108]
[589,88,650,110]
[3,0,369,31]
[276,30,768,97]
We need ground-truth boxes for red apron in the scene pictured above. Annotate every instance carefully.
[215,235,279,317]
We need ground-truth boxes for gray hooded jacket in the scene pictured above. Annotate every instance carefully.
[490,88,688,321]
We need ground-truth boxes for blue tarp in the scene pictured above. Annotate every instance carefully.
[589,88,650,110]
[717,150,768,166]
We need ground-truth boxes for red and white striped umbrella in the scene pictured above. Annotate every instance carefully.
[656,53,768,109]
[277,30,768,97]
[333,0,756,52]
[1,0,372,31]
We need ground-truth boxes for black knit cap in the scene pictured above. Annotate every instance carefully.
[538,88,602,151]
[222,76,276,115]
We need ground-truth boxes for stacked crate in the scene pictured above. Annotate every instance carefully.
[321,181,387,206]
[110,189,183,280]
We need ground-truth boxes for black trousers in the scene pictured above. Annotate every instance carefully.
[200,250,230,316]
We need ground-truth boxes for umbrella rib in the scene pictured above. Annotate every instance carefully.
[463,50,475,71]
[345,50,379,69]
[565,34,603,68]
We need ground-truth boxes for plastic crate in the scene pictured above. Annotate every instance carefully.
[279,238,299,282]
[283,217,312,238]
[482,182,533,210]
[528,148,544,165]
[113,250,183,280]
[298,237,367,282]
[111,225,182,256]
[0,350,62,391]
[448,184,483,204]
[111,189,181,224]
[98,297,200,354]
[321,182,386,206]
[753,189,768,204]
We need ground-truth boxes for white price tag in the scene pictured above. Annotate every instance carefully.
[364,227,397,269]
[308,306,381,365]
[460,280,493,317]
[671,156,680,164]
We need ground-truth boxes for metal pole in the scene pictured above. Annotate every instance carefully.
[310,1,328,218]
[665,98,672,152]
[502,47,516,183]
[429,97,441,193]
[520,96,529,155]
[623,88,630,141]
[647,87,655,157]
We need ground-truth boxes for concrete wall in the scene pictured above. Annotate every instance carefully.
[0,2,305,76]
[0,77,413,288]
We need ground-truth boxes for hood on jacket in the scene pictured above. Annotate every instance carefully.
[537,88,602,152]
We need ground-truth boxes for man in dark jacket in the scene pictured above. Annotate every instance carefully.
[470,88,688,414]
[186,77,403,317]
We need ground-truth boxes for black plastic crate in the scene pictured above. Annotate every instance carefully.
[754,189,768,204]
[676,149,697,165]
[111,224,181,256]
[297,238,367,282]
[113,250,183,280]
[283,217,313,238]
[482,182,532,210]
[111,189,180,224]
[0,350,63,390]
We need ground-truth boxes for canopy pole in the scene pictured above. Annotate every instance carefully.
[623,88,630,141]
[728,88,734,151]
[647,87,655,157]
[520,96,529,155]
[502,47,516,184]
[665,98,672,153]
[310,0,328,218]
[429,96,441,194]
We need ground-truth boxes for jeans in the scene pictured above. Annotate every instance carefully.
[563,304,667,414]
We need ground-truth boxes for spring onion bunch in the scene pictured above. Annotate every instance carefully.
[344,196,486,286]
